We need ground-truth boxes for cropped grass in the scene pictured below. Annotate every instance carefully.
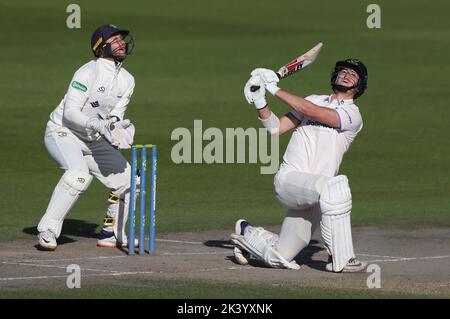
[0,278,440,299]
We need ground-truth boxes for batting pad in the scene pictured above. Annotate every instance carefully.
[319,175,355,272]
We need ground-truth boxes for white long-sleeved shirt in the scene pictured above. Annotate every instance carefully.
[48,58,135,141]
[283,94,363,177]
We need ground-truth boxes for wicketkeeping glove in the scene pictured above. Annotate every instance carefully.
[244,75,267,109]
[111,120,135,149]
[86,117,117,146]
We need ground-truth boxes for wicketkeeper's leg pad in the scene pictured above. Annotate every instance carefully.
[319,175,355,272]
[38,169,93,237]
[103,173,142,243]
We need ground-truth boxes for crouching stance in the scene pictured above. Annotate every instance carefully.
[37,24,137,251]
[231,59,369,272]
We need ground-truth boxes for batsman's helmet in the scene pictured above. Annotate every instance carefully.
[91,24,134,62]
[331,59,368,99]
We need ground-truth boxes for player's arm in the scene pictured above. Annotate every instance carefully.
[257,105,300,135]
[253,68,340,129]
[62,64,122,145]
[275,89,340,128]
[63,66,92,128]
[244,75,299,135]
[108,75,135,121]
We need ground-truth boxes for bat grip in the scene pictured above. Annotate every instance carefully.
[250,73,281,92]
[250,85,260,92]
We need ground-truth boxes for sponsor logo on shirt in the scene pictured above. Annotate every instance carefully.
[90,101,100,108]
[305,119,333,129]
[71,81,87,92]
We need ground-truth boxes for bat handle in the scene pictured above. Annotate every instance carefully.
[250,73,280,92]
[250,85,260,92]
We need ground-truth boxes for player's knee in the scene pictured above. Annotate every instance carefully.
[319,175,352,216]
[62,169,92,195]
[110,171,133,196]
[263,245,300,270]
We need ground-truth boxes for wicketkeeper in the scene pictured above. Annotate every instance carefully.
[37,24,138,250]
[231,59,369,272]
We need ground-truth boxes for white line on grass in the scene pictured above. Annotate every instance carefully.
[156,238,204,245]
[19,255,128,263]
[357,253,402,259]
[0,271,157,281]
[0,261,120,273]
[365,255,450,263]
[161,251,229,256]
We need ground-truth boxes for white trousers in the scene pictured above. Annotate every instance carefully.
[273,163,330,261]
[38,123,131,237]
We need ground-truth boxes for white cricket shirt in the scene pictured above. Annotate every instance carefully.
[283,95,363,177]
[48,58,135,141]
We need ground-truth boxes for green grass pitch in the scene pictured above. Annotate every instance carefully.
[0,0,448,299]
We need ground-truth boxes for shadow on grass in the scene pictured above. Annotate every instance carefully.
[23,219,99,247]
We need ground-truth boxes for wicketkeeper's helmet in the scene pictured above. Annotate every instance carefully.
[331,59,368,99]
[91,24,134,62]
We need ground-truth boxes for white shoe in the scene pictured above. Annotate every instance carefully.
[232,219,253,265]
[325,256,368,273]
[97,230,138,248]
[38,231,57,251]
[235,219,252,236]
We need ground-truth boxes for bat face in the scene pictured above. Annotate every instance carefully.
[277,42,323,79]
[279,59,305,78]
[249,42,323,92]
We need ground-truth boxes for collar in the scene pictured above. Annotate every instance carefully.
[327,95,354,106]
[97,58,122,73]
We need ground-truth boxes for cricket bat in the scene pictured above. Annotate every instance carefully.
[250,42,323,92]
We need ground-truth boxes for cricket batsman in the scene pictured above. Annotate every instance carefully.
[231,59,369,272]
[37,24,137,250]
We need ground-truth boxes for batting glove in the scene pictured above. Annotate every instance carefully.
[244,75,267,109]
[251,68,280,96]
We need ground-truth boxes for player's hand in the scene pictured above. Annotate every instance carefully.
[111,120,135,149]
[244,75,267,109]
[86,117,117,147]
[251,68,280,96]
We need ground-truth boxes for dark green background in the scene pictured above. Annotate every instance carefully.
[0,0,449,242]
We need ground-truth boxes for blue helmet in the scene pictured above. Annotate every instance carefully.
[91,24,134,61]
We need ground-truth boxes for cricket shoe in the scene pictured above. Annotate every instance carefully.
[235,219,252,236]
[232,219,253,265]
[97,230,138,248]
[38,230,57,251]
[325,256,368,273]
